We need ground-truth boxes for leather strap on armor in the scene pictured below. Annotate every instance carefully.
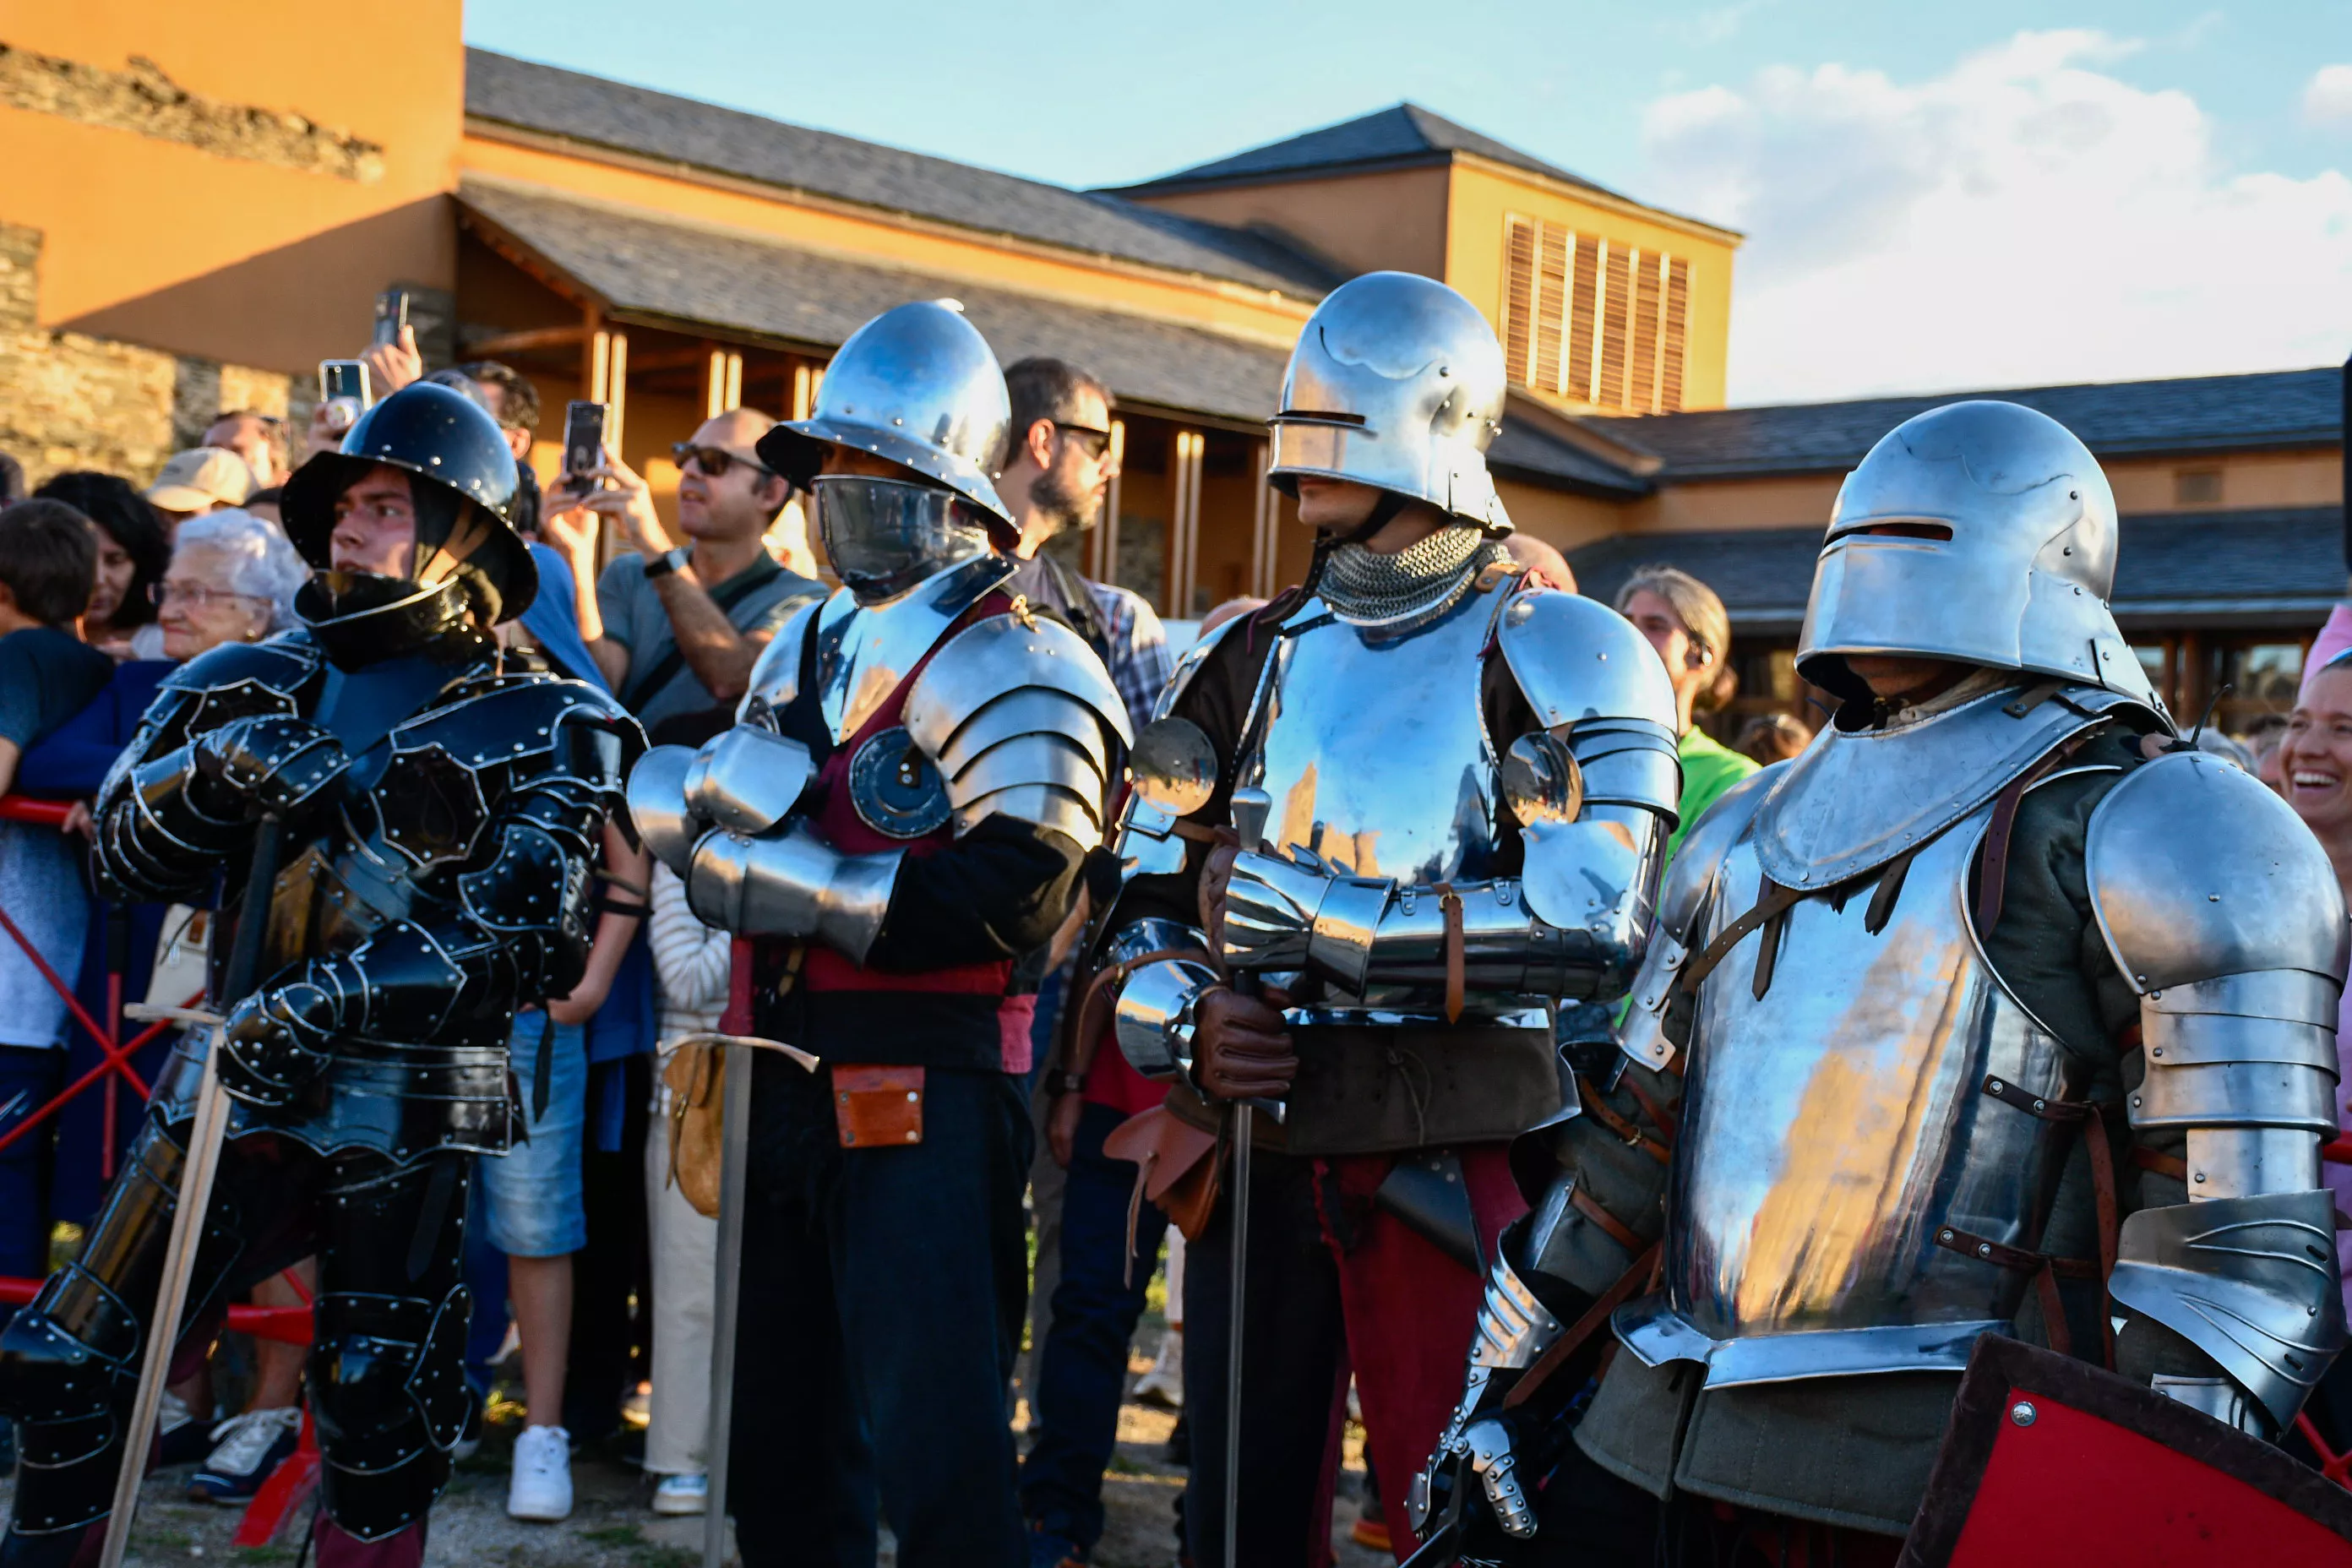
[1431,879,1467,1023]
[1679,877,1808,999]
[1574,1077,1669,1167]
[1500,1241,1662,1413]
[1979,1073,2121,1366]
[1974,727,2099,932]
[1567,1181,1646,1253]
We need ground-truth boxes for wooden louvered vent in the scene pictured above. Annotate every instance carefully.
[1500,215,1689,412]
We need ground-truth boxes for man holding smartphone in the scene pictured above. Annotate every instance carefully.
[541,408,822,730]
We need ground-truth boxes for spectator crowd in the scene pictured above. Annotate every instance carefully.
[3,318,2348,1568]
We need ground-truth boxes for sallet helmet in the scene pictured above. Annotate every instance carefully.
[758,300,1014,605]
[280,379,536,622]
[1268,272,1512,534]
[1798,400,2159,712]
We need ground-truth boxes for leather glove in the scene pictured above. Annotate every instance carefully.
[216,975,340,1108]
[192,716,351,821]
[1190,984,1296,1100]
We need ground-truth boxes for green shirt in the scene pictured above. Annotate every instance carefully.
[1668,726,1761,863]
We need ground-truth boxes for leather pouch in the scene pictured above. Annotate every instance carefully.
[663,1043,725,1219]
[834,1064,925,1149]
[1103,1103,1222,1242]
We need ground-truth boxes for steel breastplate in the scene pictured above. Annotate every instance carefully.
[1618,795,2082,1387]
[1246,587,1506,885]
[812,553,1012,743]
[1751,681,2150,890]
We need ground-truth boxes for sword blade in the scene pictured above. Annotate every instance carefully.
[1222,1098,1252,1568]
[704,1038,755,1568]
[100,817,280,1568]
[98,1016,232,1568]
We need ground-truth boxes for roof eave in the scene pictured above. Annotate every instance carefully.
[1097,149,1457,199]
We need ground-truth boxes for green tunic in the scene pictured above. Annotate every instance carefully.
[1668,727,1760,863]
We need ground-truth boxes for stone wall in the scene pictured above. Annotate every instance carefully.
[0,220,308,491]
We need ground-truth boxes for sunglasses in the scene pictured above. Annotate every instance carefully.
[1054,422,1115,460]
[672,444,780,482]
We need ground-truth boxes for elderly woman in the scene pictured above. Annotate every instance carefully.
[1613,564,1760,859]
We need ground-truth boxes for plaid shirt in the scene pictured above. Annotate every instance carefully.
[1082,580,1176,734]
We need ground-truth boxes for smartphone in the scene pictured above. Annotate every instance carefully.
[372,287,411,349]
[562,401,607,493]
[318,360,373,433]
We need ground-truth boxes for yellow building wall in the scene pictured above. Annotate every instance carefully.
[0,9,464,373]
[460,133,1315,347]
[1113,166,1453,280]
[1494,479,1642,553]
[2105,449,2343,513]
[1444,160,1737,411]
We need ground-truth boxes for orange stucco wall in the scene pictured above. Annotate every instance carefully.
[1,10,463,373]
[1115,166,1453,281]
[2105,449,2343,513]
[460,131,1316,346]
[1445,160,1737,412]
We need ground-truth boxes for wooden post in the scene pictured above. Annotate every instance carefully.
[1250,439,1275,599]
[1094,419,1125,585]
[1170,428,1204,618]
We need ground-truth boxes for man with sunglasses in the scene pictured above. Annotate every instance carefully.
[547,407,823,730]
[994,358,1178,1567]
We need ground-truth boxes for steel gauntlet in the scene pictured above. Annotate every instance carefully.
[190,716,351,821]
[1102,918,1220,1082]
[683,822,903,964]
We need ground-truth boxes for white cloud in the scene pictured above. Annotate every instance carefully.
[2308,63,2352,126]
[1639,30,2352,404]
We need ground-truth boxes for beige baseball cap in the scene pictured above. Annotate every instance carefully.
[144,447,255,512]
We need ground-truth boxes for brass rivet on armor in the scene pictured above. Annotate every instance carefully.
[2010,1400,2037,1427]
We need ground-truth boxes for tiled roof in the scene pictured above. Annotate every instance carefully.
[1590,368,2344,479]
[463,50,1339,297]
[1487,421,1650,498]
[1105,103,1625,202]
[456,180,1292,424]
[1566,506,2344,634]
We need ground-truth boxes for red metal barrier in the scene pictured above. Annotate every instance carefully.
[1,794,318,1541]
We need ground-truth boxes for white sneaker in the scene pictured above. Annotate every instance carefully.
[651,1473,709,1515]
[507,1424,574,1522]
[1133,1326,1184,1409]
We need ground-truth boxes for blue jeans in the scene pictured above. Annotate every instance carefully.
[1017,1100,1168,1553]
[478,1013,589,1257]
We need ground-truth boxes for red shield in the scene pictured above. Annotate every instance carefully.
[1903,1335,2352,1566]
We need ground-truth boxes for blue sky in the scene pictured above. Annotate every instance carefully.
[465,2,2352,402]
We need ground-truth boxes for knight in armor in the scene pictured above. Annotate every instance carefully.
[1086,272,1680,1564]
[626,301,1133,1566]
[1417,400,2350,1565]
[0,382,643,1567]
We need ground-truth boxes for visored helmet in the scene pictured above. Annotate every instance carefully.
[758,300,1013,530]
[1798,400,2156,709]
[813,476,994,605]
[280,380,536,622]
[1268,272,1512,533]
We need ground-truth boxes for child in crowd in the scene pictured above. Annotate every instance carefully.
[0,500,114,1282]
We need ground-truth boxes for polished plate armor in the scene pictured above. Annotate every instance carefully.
[757,299,1014,528]
[1267,271,1512,532]
[2090,751,2350,1427]
[635,558,1132,965]
[1222,581,1675,1024]
[1799,400,2159,714]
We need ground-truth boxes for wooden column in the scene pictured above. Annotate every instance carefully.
[585,320,629,452]
[1249,438,1277,599]
[1169,428,1204,617]
[791,361,823,422]
[705,346,743,417]
[1092,418,1126,584]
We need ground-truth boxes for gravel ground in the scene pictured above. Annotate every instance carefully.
[0,1326,1394,1568]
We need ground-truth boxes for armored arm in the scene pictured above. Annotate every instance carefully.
[645,611,1132,968]
[2091,752,2349,1434]
[219,699,638,1108]
[1223,587,1680,1003]
[91,640,321,901]
[1415,764,1783,1543]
